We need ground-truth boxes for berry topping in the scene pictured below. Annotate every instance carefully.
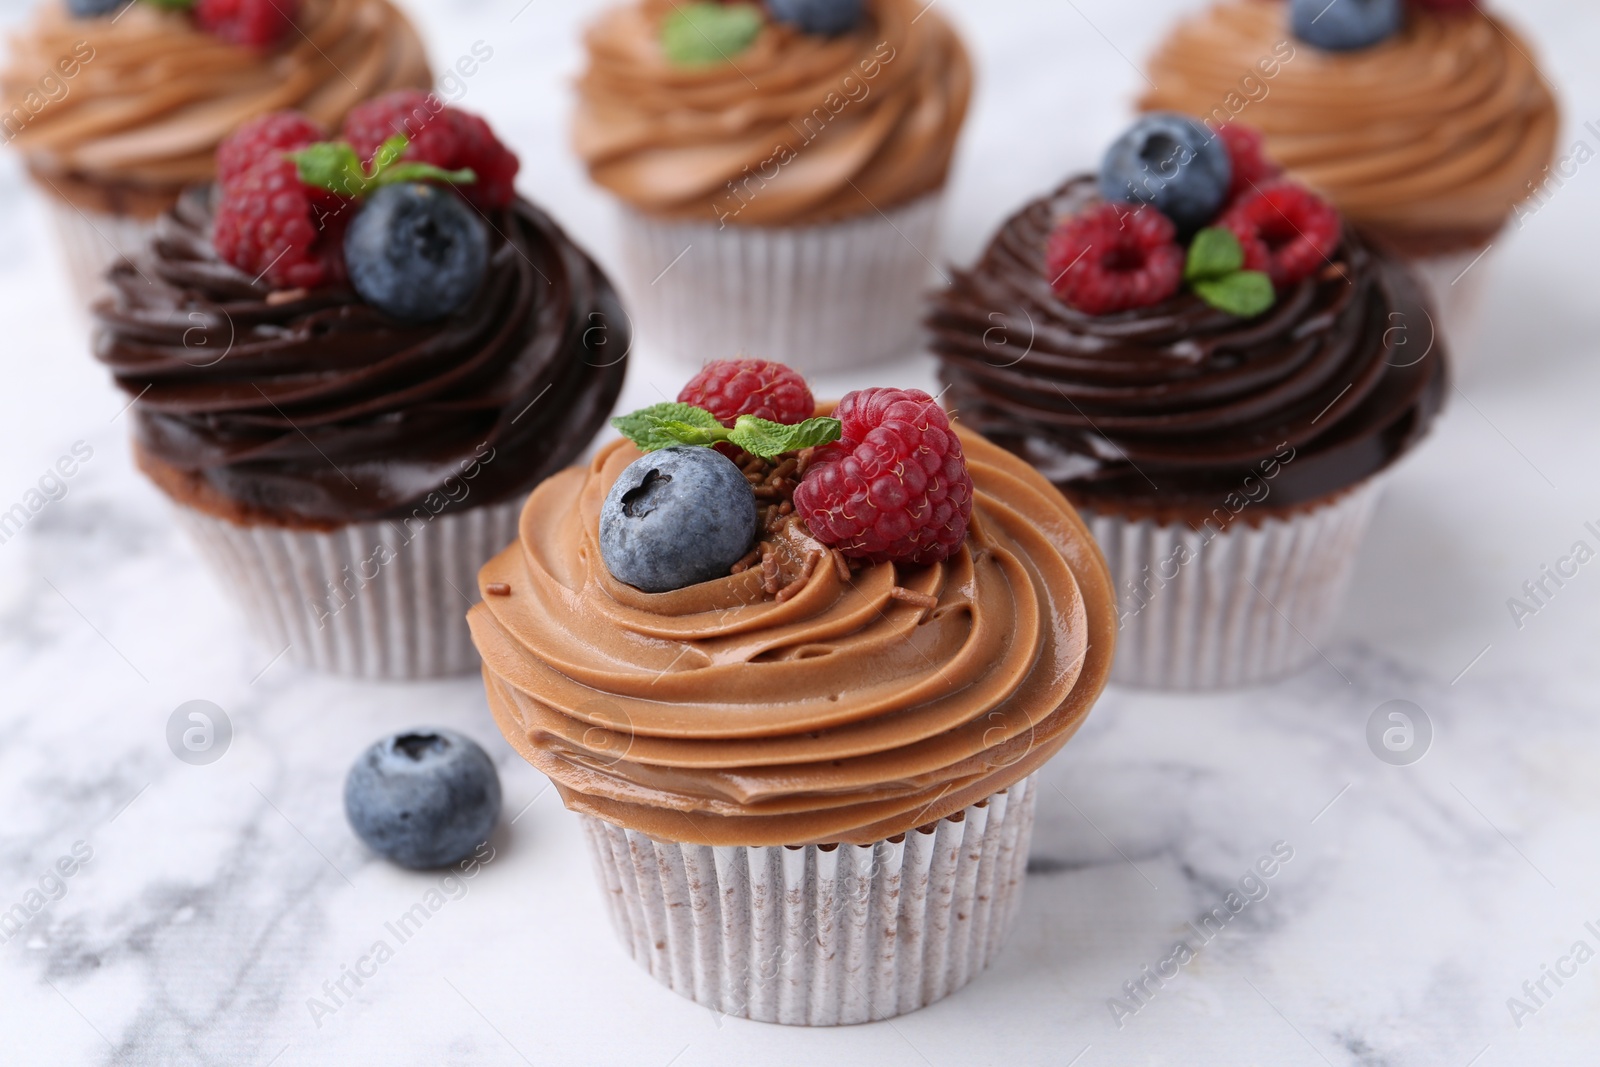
[1214,122,1280,202]
[65,0,123,18]
[342,92,519,211]
[344,183,489,322]
[216,111,326,189]
[600,447,759,592]
[1100,113,1232,236]
[1409,0,1475,10]
[662,3,764,66]
[1291,0,1402,51]
[344,730,501,870]
[1219,184,1342,290]
[194,0,299,48]
[677,358,816,428]
[766,0,865,36]
[792,389,972,566]
[213,155,349,289]
[1046,202,1184,315]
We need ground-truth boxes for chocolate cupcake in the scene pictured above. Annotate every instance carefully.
[1,0,430,307]
[95,99,628,678]
[930,115,1447,689]
[469,360,1114,1023]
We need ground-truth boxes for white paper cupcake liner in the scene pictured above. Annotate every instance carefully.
[580,775,1036,1026]
[1085,480,1384,690]
[173,499,523,679]
[1404,242,1496,366]
[616,193,943,373]
[43,196,158,312]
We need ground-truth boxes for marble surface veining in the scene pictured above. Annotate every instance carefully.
[0,0,1598,1064]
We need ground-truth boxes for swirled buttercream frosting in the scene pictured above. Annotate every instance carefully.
[468,423,1115,847]
[3,0,430,208]
[929,177,1447,518]
[572,0,971,226]
[93,186,629,528]
[1139,1,1558,247]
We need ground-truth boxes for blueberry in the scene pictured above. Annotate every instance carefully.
[344,730,501,870]
[600,446,758,593]
[766,0,864,36]
[344,183,489,322]
[1291,0,1402,52]
[1099,113,1232,236]
[66,0,124,16]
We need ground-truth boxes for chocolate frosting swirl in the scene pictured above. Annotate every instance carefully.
[3,0,430,201]
[468,424,1115,847]
[929,178,1447,517]
[93,187,630,528]
[1139,1,1558,246]
[572,0,971,226]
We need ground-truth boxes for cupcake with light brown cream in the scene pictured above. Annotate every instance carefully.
[572,0,972,371]
[468,358,1114,1024]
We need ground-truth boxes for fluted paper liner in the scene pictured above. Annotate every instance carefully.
[1086,480,1383,689]
[174,499,522,679]
[616,193,942,373]
[1406,243,1496,370]
[580,775,1036,1026]
[44,197,157,313]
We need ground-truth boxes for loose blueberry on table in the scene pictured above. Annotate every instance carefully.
[345,730,502,870]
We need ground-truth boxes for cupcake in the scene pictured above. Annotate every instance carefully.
[94,97,629,679]
[468,360,1114,1024]
[1138,0,1559,341]
[572,0,972,372]
[929,114,1447,690]
[1,0,430,306]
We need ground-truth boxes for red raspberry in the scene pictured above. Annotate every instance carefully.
[1214,122,1280,202]
[212,155,350,289]
[677,358,815,426]
[793,389,973,567]
[340,91,520,210]
[216,111,326,190]
[1046,202,1184,315]
[1219,183,1342,289]
[194,0,299,48]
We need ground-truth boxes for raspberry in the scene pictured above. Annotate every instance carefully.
[1046,202,1183,315]
[194,0,299,48]
[216,111,326,189]
[1214,122,1280,202]
[1219,183,1342,289]
[677,358,815,426]
[341,91,520,210]
[212,155,350,289]
[793,388,973,566]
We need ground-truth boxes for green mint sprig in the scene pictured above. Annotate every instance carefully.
[611,402,840,459]
[1184,227,1274,318]
[661,2,764,67]
[289,134,476,199]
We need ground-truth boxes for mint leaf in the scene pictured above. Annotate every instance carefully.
[290,135,477,199]
[611,403,726,452]
[1194,270,1275,318]
[144,0,195,9]
[1185,227,1244,283]
[727,415,841,459]
[661,2,763,67]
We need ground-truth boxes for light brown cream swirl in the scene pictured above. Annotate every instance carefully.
[572,0,971,226]
[2,0,430,203]
[1140,1,1558,244]
[468,423,1115,847]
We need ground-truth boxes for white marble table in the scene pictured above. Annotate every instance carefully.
[2,0,1598,1063]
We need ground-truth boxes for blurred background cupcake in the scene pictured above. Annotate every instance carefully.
[1138,0,1559,350]
[470,364,1114,1023]
[573,0,971,372]
[0,0,430,307]
[930,114,1447,690]
[93,96,628,679]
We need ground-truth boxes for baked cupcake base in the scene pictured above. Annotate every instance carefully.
[1086,481,1383,690]
[580,776,1035,1026]
[176,500,522,680]
[617,194,942,373]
